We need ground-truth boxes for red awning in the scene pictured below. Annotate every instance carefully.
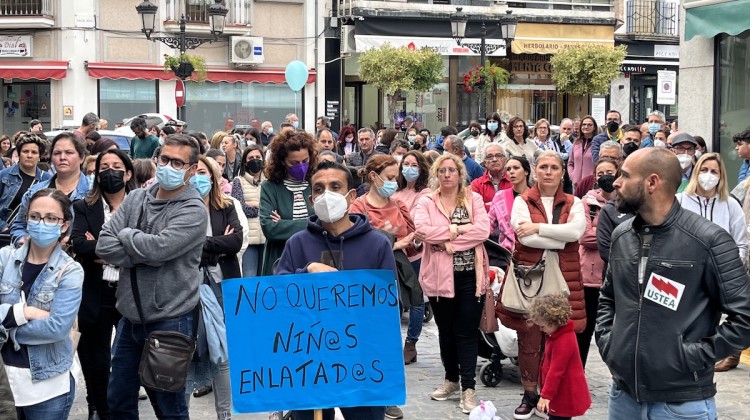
[86,62,316,84]
[0,61,68,80]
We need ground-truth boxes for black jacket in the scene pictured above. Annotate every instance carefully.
[202,204,243,281]
[596,200,635,263]
[595,201,750,403]
[71,198,121,330]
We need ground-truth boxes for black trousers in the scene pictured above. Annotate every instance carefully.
[430,270,483,390]
[549,415,572,420]
[576,286,600,367]
[78,303,121,418]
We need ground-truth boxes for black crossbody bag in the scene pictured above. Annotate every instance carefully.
[130,205,196,393]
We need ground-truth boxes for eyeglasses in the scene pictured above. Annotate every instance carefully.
[157,155,191,170]
[437,167,458,175]
[485,153,506,161]
[85,169,96,176]
[672,147,696,155]
[27,212,63,226]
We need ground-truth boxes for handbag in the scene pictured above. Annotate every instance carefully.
[131,265,196,393]
[479,288,498,333]
[53,261,80,350]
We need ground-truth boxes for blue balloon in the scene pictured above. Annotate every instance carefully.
[284,61,309,92]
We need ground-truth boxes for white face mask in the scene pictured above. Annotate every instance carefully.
[698,172,720,191]
[313,190,350,224]
[393,155,403,164]
[677,154,693,170]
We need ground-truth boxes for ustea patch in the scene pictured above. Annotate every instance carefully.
[644,273,685,311]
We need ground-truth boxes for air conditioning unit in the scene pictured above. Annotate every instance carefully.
[230,36,264,65]
[341,26,356,54]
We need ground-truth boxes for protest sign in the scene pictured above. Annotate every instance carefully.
[222,269,406,413]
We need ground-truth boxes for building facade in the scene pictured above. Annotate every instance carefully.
[679,0,750,186]
[0,0,319,135]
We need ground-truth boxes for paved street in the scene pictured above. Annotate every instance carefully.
[70,315,750,419]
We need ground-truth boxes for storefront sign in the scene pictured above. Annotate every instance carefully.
[654,45,680,59]
[355,35,507,57]
[0,36,31,57]
[591,97,607,128]
[657,70,677,105]
[511,23,614,55]
[511,54,553,74]
[222,270,406,413]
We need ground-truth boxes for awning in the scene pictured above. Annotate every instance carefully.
[0,61,68,80]
[86,62,316,84]
[511,23,614,55]
[685,0,750,40]
[355,34,507,56]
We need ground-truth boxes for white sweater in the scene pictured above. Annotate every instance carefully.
[511,195,586,249]
[676,192,748,260]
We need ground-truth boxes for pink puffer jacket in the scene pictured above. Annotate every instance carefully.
[579,188,606,288]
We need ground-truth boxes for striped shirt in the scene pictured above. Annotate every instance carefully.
[283,179,310,220]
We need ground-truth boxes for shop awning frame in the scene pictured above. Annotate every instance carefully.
[0,61,68,80]
[685,0,750,40]
[85,62,316,84]
[511,23,614,55]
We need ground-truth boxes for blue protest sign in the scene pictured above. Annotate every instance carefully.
[222,269,406,413]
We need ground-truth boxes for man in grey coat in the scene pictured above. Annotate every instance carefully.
[97,134,207,419]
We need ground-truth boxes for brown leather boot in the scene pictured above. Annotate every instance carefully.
[715,352,741,372]
[403,340,417,365]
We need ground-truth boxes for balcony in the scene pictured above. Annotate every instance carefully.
[625,0,679,40]
[0,0,55,29]
[164,0,252,35]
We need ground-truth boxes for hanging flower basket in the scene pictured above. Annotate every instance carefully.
[163,53,207,81]
[462,63,509,93]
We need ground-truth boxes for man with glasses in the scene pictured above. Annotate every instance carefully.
[471,143,510,211]
[97,134,207,419]
[129,117,160,159]
[671,133,698,192]
[592,110,623,163]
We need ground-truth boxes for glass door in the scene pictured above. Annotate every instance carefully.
[2,81,51,135]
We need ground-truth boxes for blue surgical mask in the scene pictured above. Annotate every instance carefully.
[27,220,62,248]
[648,122,660,135]
[436,136,444,146]
[86,174,95,188]
[407,135,416,143]
[402,166,420,182]
[156,164,187,191]
[189,174,212,198]
[292,121,299,129]
[376,175,398,198]
[487,122,499,132]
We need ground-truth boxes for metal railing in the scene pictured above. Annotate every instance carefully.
[626,0,679,37]
[166,0,251,26]
[0,0,53,16]
[339,0,612,10]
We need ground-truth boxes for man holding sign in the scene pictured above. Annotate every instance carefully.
[222,162,406,420]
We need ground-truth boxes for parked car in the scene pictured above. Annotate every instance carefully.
[120,113,176,130]
[45,130,132,154]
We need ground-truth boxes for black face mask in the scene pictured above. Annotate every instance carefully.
[597,174,616,193]
[623,142,639,156]
[470,130,480,137]
[245,159,264,174]
[607,120,619,133]
[99,169,126,194]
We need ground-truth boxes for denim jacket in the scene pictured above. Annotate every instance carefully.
[10,173,89,246]
[0,165,52,231]
[0,243,83,382]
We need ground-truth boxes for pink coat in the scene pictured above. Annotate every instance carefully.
[567,139,594,188]
[579,188,606,288]
[487,188,516,251]
[413,190,491,298]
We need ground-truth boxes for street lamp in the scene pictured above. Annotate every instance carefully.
[451,8,517,120]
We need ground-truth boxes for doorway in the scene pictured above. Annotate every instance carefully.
[344,82,381,129]
[2,81,51,135]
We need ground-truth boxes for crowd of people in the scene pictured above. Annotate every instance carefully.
[0,107,747,420]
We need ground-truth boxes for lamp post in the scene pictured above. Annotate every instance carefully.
[451,8,517,121]
[136,0,228,119]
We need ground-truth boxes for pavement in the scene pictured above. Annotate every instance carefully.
[70,315,750,420]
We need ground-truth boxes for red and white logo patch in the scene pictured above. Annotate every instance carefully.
[644,273,685,311]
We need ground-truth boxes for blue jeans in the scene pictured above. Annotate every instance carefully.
[108,312,195,420]
[608,382,718,420]
[242,244,262,277]
[292,406,386,420]
[407,259,424,343]
[16,373,75,419]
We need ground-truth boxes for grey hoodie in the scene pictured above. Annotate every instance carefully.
[96,183,207,323]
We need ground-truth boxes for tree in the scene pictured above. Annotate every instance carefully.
[359,44,444,125]
[550,44,627,115]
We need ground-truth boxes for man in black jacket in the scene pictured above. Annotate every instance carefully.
[596,147,750,419]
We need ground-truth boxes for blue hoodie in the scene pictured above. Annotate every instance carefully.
[275,213,397,277]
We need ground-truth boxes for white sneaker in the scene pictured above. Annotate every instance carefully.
[430,379,460,401]
[460,388,477,414]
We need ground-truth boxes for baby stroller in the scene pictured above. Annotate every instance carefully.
[478,239,519,387]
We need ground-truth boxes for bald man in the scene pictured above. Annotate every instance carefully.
[596,148,750,420]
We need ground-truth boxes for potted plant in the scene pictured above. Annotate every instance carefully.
[463,63,509,94]
[163,53,208,81]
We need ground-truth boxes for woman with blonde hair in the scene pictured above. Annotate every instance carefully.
[210,131,229,150]
[413,153,490,414]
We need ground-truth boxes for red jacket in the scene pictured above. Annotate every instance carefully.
[471,170,512,212]
[540,320,591,417]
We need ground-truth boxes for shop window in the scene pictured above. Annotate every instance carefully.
[719,30,750,188]
[99,79,158,128]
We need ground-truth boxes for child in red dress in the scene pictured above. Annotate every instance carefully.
[529,294,591,420]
